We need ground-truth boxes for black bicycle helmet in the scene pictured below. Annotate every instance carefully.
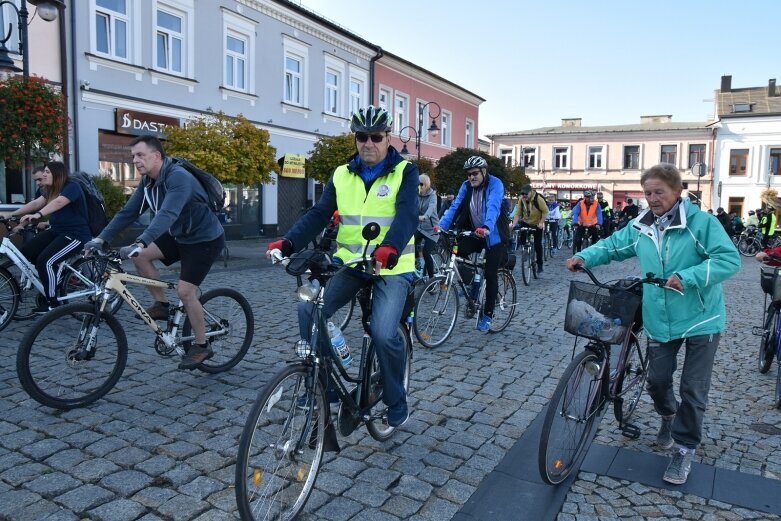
[350,105,393,133]
[463,155,488,170]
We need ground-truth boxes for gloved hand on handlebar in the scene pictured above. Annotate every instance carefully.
[474,227,489,238]
[119,242,144,260]
[83,238,105,257]
[267,238,293,257]
[372,245,399,270]
[433,225,440,234]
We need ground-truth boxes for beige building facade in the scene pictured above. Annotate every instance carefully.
[488,116,715,210]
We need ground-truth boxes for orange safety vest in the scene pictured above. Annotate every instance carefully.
[578,200,598,227]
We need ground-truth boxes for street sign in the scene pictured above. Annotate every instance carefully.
[692,162,707,177]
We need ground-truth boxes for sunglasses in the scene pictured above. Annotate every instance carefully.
[467,171,482,178]
[355,132,386,143]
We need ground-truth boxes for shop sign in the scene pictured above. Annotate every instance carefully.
[280,153,306,178]
[115,108,180,137]
[531,182,598,190]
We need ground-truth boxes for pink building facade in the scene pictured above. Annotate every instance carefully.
[374,52,484,161]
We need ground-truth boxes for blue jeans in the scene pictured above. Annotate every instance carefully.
[298,268,410,409]
[645,334,720,449]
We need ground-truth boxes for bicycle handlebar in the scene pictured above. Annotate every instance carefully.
[575,265,669,292]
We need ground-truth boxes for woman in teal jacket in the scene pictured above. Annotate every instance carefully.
[566,163,740,486]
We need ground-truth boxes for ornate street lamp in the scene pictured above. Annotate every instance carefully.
[398,101,442,161]
[0,0,65,200]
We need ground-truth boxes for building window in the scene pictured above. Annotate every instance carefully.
[660,144,677,165]
[417,101,432,142]
[394,94,408,134]
[623,145,640,169]
[523,147,536,168]
[440,111,451,147]
[378,87,391,111]
[688,144,706,168]
[554,147,569,169]
[588,146,604,169]
[285,55,303,105]
[728,197,744,218]
[465,119,474,149]
[349,78,362,115]
[95,0,129,59]
[500,149,513,166]
[156,8,184,73]
[729,149,749,176]
[770,148,781,176]
[225,34,246,90]
[324,69,340,115]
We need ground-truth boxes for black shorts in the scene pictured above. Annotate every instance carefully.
[153,232,225,285]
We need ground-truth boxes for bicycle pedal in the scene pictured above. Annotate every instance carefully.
[620,422,641,439]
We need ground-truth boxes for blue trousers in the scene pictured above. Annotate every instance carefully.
[645,334,720,449]
[298,269,410,409]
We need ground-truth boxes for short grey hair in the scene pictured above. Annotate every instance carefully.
[640,163,682,191]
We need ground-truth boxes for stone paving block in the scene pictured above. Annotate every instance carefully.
[100,469,154,496]
[55,483,114,511]
[356,467,402,489]
[156,493,211,521]
[71,458,121,482]
[132,486,178,509]
[0,450,29,472]
[88,498,147,521]
[135,454,178,475]
[0,428,41,450]
[85,437,128,457]
[417,497,460,521]
[24,471,82,497]
[314,470,354,495]
[158,440,202,459]
[1,461,50,487]
[436,479,476,504]
[315,496,363,521]
[40,509,80,521]
[44,449,89,472]
[343,480,391,507]
[0,488,42,518]
[179,475,224,499]
[162,464,201,487]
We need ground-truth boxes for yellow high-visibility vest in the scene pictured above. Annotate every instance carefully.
[332,162,414,275]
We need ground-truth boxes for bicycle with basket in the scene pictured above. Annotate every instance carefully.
[538,266,669,485]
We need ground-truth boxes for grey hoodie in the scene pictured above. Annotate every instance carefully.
[99,157,224,246]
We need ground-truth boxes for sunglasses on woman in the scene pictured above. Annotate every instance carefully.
[355,132,386,143]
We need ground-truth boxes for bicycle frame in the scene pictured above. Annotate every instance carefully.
[440,239,486,320]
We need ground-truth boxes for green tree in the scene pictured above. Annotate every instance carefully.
[91,174,126,218]
[504,165,530,197]
[0,76,67,169]
[434,148,507,196]
[164,111,277,185]
[306,133,355,183]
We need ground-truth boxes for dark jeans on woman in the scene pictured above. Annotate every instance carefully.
[415,231,436,278]
[20,229,83,299]
[457,236,506,318]
[645,334,720,449]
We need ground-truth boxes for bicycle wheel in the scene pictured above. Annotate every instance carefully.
[182,288,254,374]
[542,236,549,261]
[613,330,648,425]
[489,269,516,333]
[738,238,760,257]
[520,249,531,286]
[776,364,781,409]
[0,266,20,331]
[759,307,776,374]
[1,260,38,320]
[366,325,413,441]
[331,296,356,331]
[413,275,459,348]
[539,350,603,485]
[532,253,539,279]
[235,363,326,521]
[56,257,124,315]
[16,303,128,409]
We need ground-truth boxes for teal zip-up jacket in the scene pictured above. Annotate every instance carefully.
[576,198,740,342]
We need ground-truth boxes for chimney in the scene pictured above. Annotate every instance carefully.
[770,79,778,97]
[721,75,732,93]
[640,115,672,124]
[561,118,581,127]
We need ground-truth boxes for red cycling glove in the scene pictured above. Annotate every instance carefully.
[474,227,488,238]
[373,245,399,270]
[268,238,293,257]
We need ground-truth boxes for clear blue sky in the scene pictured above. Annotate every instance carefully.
[298,0,780,138]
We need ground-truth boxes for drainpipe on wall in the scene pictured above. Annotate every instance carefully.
[708,127,716,209]
[58,7,69,170]
[369,46,383,105]
[69,3,80,171]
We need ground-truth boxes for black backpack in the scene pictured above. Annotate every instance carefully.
[171,157,226,214]
[69,172,109,237]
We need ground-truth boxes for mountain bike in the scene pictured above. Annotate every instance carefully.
[0,216,123,329]
[235,223,413,521]
[515,227,538,286]
[538,266,669,485]
[16,249,253,409]
[412,230,517,348]
[560,222,572,250]
[754,265,781,408]
[544,221,556,259]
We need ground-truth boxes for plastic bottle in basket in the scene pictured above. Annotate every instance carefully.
[327,321,352,367]
[593,317,622,342]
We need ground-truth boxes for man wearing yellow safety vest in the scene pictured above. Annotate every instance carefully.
[267,106,418,428]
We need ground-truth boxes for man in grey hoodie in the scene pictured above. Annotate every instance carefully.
[84,135,225,370]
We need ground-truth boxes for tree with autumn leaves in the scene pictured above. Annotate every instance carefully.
[0,76,67,170]
[164,111,278,185]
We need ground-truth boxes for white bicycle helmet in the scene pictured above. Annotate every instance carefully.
[463,156,488,170]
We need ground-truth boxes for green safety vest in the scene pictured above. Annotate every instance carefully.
[332,161,415,275]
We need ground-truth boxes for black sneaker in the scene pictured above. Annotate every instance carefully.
[178,344,214,370]
[537,264,544,273]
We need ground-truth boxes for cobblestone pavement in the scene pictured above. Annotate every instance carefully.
[0,241,779,520]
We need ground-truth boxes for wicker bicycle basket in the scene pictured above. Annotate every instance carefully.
[564,280,641,344]
[760,267,781,301]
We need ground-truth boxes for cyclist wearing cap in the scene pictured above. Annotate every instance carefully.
[510,184,548,272]
[266,106,417,428]
[440,155,510,332]
[572,190,603,253]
